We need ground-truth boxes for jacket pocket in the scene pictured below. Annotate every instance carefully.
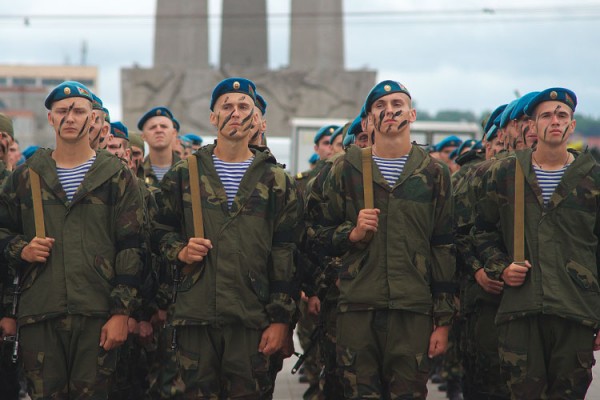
[566,259,600,293]
[94,255,115,284]
[248,270,270,303]
[412,252,430,284]
[339,250,369,280]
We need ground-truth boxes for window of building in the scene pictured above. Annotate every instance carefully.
[42,78,65,87]
[13,77,36,87]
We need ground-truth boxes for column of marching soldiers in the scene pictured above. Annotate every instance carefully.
[0,77,598,400]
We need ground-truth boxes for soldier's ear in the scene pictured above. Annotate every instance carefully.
[209,111,218,128]
[47,111,53,126]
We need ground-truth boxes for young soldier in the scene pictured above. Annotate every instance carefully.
[152,77,298,398]
[317,80,455,398]
[89,93,109,150]
[474,87,600,399]
[138,106,180,188]
[0,81,144,399]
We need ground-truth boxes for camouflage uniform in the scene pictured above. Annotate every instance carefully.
[316,144,456,399]
[473,148,600,399]
[142,152,181,188]
[0,149,144,399]
[151,143,298,398]
[0,160,19,400]
[456,152,511,400]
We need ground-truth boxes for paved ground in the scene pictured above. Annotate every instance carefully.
[272,333,600,399]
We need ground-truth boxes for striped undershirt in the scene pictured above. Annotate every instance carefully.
[533,164,569,205]
[373,155,409,187]
[212,154,254,208]
[56,156,96,202]
[152,165,171,182]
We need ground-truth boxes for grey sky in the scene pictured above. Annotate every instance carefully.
[2,0,600,122]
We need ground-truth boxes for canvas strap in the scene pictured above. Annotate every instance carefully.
[361,147,374,242]
[187,155,204,238]
[29,169,46,239]
[513,159,525,262]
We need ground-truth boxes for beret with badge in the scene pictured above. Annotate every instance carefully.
[524,87,577,116]
[110,121,129,141]
[102,107,111,123]
[314,124,339,145]
[44,81,94,110]
[210,77,257,111]
[364,80,411,114]
[343,115,363,147]
[91,93,103,110]
[137,106,175,131]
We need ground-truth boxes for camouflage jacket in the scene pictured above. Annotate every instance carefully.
[152,143,299,328]
[0,160,11,318]
[142,151,181,189]
[317,145,456,326]
[473,148,600,328]
[0,149,144,325]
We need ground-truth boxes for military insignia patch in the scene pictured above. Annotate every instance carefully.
[384,85,391,92]
[64,87,71,95]
[77,87,90,96]
[550,91,558,99]
[565,93,574,107]
[329,127,334,133]
[233,81,241,90]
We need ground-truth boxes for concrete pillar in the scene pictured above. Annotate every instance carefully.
[154,0,209,68]
[290,0,344,70]
[220,0,268,69]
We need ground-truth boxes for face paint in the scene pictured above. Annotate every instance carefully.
[240,109,254,131]
[77,117,89,138]
[219,110,234,131]
[57,102,76,137]
[376,110,385,132]
[397,119,408,130]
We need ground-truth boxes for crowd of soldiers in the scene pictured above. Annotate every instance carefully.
[0,76,598,400]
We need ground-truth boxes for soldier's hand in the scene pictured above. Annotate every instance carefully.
[21,236,55,263]
[428,325,449,358]
[0,317,16,339]
[258,322,288,356]
[138,321,154,341]
[349,208,380,242]
[127,317,138,335]
[307,296,321,316]
[177,237,212,264]
[501,261,532,287]
[100,314,129,351]
[150,309,168,328]
[475,268,504,294]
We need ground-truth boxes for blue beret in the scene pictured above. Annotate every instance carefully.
[102,107,110,123]
[314,125,339,144]
[359,104,367,119]
[524,87,577,116]
[44,81,94,109]
[172,117,180,132]
[348,115,363,137]
[308,153,319,165]
[23,145,40,159]
[499,99,520,128]
[91,93,103,110]
[210,77,257,111]
[473,140,483,150]
[434,135,462,152]
[183,133,203,146]
[364,80,411,114]
[137,106,175,130]
[510,91,539,121]
[110,121,129,141]
[343,133,355,147]
[255,93,267,116]
[330,125,345,143]
[484,104,507,134]
[454,138,478,157]
[485,125,499,141]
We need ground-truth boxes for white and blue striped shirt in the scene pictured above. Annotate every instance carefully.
[533,165,569,206]
[373,155,409,187]
[56,156,96,202]
[212,154,254,208]
[152,165,171,182]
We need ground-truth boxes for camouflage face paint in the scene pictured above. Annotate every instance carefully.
[77,117,89,138]
[220,110,235,132]
[57,102,76,138]
[240,109,254,131]
[376,110,385,132]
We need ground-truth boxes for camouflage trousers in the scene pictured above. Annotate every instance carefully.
[0,339,21,399]
[461,301,509,400]
[336,310,433,399]
[19,314,118,400]
[319,288,344,400]
[498,314,595,400]
[156,324,273,399]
